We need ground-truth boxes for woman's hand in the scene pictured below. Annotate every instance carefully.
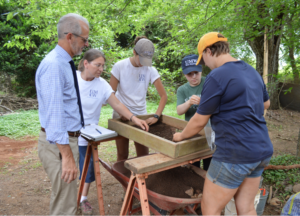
[132,116,149,131]
[173,132,183,142]
[145,117,158,126]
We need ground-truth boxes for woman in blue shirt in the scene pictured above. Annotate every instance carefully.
[173,32,273,216]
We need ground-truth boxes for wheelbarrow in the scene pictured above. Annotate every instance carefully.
[99,157,205,215]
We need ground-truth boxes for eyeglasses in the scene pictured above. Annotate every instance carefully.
[64,32,88,44]
[92,63,106,70]
[186,72,200,77]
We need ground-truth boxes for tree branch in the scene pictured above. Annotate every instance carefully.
[205,0,212,20]
[189,0,234,35]
[118,0,132,16]
[0,105,14,113]
[103,0,117,12]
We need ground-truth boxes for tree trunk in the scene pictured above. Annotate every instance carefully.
[289,46,300,84]
[244,2,285,110]
[286,4,300,85]
[247,35,281,110]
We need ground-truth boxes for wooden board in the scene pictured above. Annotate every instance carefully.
[108,114,209,158]
[124,150,213,174]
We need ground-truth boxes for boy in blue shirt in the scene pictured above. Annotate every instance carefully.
[176,54,211,170]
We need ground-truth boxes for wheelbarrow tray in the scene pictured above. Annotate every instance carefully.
[99,158,204,212]
[108,114,208,158]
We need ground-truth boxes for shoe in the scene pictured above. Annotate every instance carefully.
[80,200,93,215]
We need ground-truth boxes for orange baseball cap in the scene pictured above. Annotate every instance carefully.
[196,32,228,65]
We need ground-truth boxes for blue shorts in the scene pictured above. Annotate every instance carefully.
[207,157,272,189]
[79,146,95,183]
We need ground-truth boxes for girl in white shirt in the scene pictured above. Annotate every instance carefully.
[109,36,168,161]
[77,49,148,214]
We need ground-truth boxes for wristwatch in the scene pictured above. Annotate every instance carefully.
[153,114,160,119]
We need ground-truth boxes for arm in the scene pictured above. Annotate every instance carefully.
[56,144,77,183]
[109,74,119,93]
[173,113,211,142]
[107,94,149,131]
[146,78,167,125]
[264,99,270,110]
[177,95,201,115]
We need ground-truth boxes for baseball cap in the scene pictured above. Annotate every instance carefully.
[181,54,202,75]
[196,32,228,65]
[134,39,155,66]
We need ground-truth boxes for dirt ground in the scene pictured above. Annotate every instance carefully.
[0,109,299,215]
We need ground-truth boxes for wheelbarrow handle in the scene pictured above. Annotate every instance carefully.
[98,157,112,173]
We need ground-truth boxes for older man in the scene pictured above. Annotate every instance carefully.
[35,13,89,215]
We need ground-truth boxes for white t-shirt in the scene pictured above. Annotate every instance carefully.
[111,58,160,115]
[76,70,114,146]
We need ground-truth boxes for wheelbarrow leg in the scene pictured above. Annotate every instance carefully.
[92,143,105,215]
[169,210,176,215]
[184,205,197,215]
[193,203,199,211]
[120,173,136,215]
[136,174,150,216]
[77,143,92,211]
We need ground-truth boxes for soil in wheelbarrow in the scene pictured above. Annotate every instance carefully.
[133,122,201,141]
[123,166,204,198]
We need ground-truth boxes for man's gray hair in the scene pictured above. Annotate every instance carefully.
[57,13,89,39]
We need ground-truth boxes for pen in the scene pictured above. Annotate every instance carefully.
[95,128,102,134]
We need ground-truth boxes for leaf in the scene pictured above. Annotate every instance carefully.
[7,12,13,21]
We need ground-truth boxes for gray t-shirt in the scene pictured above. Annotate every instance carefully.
[176,77,206,121]
[111,58,160,115]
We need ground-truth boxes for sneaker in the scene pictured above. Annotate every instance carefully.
[80,200,93,215]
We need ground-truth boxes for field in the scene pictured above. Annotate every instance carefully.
[0,103,300,215]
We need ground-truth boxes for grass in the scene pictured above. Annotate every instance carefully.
[0,110,40,139]
[0,102,183,139]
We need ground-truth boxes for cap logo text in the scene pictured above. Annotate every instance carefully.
[143,51,153,56]
[185,59,197,67]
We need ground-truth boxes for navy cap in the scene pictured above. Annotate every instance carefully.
[181,54,203,75]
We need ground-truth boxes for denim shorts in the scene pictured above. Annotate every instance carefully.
[79,146,95,183]
[207,157,272,189]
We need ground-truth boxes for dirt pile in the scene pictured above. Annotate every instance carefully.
[134,122,201,141]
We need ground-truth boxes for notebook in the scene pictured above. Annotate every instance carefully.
[80,124,118,141]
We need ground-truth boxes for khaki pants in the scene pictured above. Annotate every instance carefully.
[38,131,79,215]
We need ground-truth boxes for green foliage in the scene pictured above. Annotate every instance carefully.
[0,1,56,97]
[147,85,177,104]
[2,0,300,98]
[263,154,300,192]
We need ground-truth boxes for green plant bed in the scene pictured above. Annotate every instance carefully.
[263,154,300,201]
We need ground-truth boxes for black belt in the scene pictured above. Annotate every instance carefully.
[41,127,81,138]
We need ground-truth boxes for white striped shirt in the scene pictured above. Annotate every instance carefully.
[35,45,81,144]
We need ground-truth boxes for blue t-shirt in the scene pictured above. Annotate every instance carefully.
[197,61,273,164]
